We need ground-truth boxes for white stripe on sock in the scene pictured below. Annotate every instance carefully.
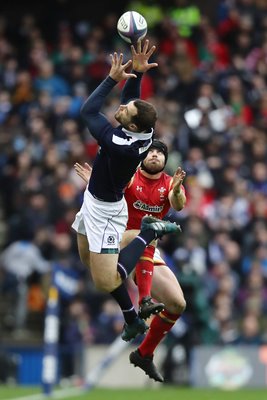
[136,235,147,245]
[117,263,128,279]
[122,306,135,312]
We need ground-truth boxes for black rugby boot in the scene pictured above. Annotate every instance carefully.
[129,349,164,382]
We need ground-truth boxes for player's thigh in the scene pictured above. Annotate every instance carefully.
[77,233,91,267]
[151,265,186,314]
[120,230,140,248]
[89,252,121,292]
[120,229,156,250]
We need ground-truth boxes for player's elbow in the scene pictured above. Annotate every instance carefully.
[80,98,94,118]
[80,101,89,117]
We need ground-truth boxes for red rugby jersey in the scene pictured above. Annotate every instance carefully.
[125,168,184,230]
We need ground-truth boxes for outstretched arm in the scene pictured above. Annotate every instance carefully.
[169,167,187,211]
[81,53,136,140]
[121,39,158,104]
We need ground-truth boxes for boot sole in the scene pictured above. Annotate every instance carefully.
[139,304,165,320]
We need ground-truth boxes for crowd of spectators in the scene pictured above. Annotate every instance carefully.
[0,0,267,379]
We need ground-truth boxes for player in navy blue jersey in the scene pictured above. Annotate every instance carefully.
[72,40,181,341]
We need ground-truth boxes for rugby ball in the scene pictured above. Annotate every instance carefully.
[117,11,147,44]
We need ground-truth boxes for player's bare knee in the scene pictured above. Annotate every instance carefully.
[177,296,186,314]
[169,296,186,315]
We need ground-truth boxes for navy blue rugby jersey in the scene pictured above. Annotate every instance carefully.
[80,73,153,202]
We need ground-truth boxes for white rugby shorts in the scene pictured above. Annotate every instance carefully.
[72,190,128,254]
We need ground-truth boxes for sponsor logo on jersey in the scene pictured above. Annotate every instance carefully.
[133,200,164,213]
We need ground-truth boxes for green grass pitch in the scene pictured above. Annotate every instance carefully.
[1,386,267,400]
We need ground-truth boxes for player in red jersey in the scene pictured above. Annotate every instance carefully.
[124,140,186,319]
[74,140,186,382]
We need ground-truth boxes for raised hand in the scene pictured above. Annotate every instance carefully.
[74,162,92,184]
[109,52,137,82]
[131,39,158,73]
[172,167,186,195]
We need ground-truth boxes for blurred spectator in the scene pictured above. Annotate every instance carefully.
[0,231,50,333]
[169,0,201,39]
[60,296,95,381]
[34,60,71,99]
[235,313,264,345]
[95,299,124,344]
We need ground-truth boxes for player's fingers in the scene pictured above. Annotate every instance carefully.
[123,59,132,69]
[174,167,182,175]
[84,162,91,171]
[127,73,137,78]
[146,45,156,58]
[113,52,118,64]
[143,39,149,54]
[111,53,118,66]
[118,53,123,64]
[131,45,137,56]
[137,39,142,53]
[147,63,158,70]
[74,165,82,172]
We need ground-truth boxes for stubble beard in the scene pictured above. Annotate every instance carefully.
[141,161,165,175]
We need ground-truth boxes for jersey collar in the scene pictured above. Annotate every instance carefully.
[122,127,154,140]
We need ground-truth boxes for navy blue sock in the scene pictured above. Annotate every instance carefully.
[110,283,138,324]
[117,229,155,279]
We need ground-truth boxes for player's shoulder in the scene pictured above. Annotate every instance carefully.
[160,172,173,192]
[161,171,172,179]
[160,171,172,183]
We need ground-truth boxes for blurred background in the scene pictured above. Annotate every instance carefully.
[0,0,267,391]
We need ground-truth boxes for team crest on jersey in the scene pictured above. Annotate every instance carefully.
[158,186,167,200]
[107,235,115,245]
[158,187,166,194]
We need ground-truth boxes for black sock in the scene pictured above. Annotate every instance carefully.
[117,229,155,279]
[110,283,138,324]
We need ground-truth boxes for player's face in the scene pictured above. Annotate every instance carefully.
[114,101,138,129]
[142,148,165,174]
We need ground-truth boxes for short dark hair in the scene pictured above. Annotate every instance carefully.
[132,99,157,132]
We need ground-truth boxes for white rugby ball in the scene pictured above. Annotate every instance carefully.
[117,11,147,44]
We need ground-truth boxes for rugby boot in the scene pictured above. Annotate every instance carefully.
[129,349,164,382]
[138,296,165,320]
[141,215,182,239]
[121,317,149,342]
